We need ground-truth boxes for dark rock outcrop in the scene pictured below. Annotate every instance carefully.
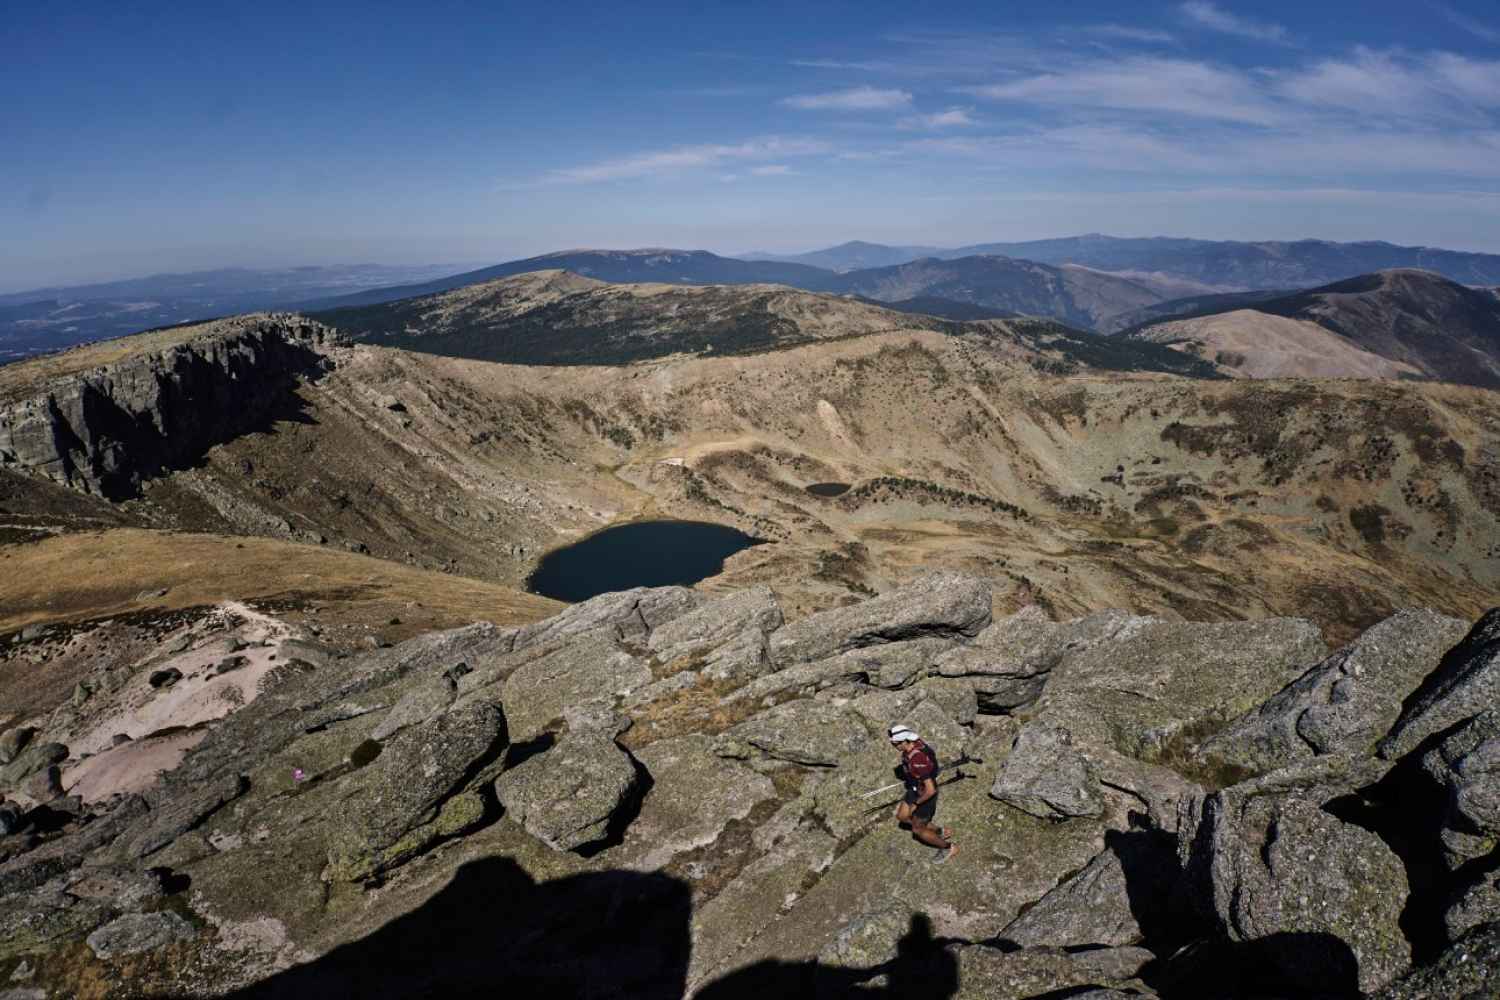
[0,314,341,499]
[325,701,505,881]
[768,571,991,665]
[1381,608,1500,760]
[1178,756,1410,994]
[8,578,1500,998]
[494,734,640,851]
[1377,920,1500,999]
[990,721,1104,820]
[1203,609,1469,774]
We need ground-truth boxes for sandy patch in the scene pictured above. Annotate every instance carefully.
[62,729,206,803]
[67,602,294,757]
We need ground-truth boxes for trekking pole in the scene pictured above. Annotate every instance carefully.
[857,754,985,812]
[860,781,903,799]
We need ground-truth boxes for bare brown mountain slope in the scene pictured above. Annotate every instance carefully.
[1127,309,1423,379]
[10,324,1490,643]
[1125,269,1500,385]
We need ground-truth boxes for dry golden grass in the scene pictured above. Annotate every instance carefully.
[0,528,561,633]
[618,676,762,751]
[0,325,221,402]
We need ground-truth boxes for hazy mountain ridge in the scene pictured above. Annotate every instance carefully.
[0,263,472,364]
[318,251,1185,333]
[750,234,1500,290]
[742,239,947,272]
[305,249,845,310]
[12,235,1500,366]
[830,256,1165,331]
[1125,269,1500,386]
[310,270,1218,377]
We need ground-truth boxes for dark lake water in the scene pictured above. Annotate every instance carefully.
[527,520,767,603]
[805,482,851,497]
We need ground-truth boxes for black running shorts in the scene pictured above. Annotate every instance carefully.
[903,790,937,821]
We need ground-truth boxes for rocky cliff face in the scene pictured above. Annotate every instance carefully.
[0,315,340,499]
[2,575,1498,998]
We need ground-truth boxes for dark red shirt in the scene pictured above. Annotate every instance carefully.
[901,741,939,795]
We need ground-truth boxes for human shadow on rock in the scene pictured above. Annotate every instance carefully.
[216,856,691,999]
[694,913,959,1000]
[1148,932,1361,999]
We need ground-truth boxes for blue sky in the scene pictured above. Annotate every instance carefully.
[4,0,1500,290]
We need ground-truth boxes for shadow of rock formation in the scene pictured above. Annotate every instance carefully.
[219,857,690,1000]
[214,862,963,1000]
[696,913,959,1000]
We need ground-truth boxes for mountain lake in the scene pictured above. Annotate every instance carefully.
[526,520,767,602]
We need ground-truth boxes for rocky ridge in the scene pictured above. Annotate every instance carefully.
[0,314,342,499]
[1,573,1497,998]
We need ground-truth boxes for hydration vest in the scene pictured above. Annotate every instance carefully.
[901,741,940,795]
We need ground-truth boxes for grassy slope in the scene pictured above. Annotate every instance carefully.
[0,529,561,633]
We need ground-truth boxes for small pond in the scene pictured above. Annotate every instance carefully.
[804,482,851,497]
[527,520,767,603]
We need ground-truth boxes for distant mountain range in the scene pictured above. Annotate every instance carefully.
[312,249,1181,331]
[310,269,1218,378]
[320,264,1500,389]
[10,234,1500,362]
[302,250,844,310]
[0,263,478,363]
[745,235,1500,289]
[1123,269,1500,386]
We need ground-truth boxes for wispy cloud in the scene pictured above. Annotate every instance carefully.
[968,57,1282,125]
[1272,49,1500,120]
[906,121,1500,180]
[749,164,796,176]
[898,108,977,129]
[1438,4,1500,43]
[782,86,914,110]
[791,58,895,72]
[544,138,829,183]
[1180,2,1291,44]
[1085,24,1177,44]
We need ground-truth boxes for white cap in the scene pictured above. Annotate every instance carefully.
[888,725,919,744]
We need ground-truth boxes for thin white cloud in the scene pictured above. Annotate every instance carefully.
[969,57,1283,125]
[966,48,1500,128]
[1439,4,1500,43]
[1180,2,1291,43]
[1272,49,1500,120]
[749,164,796,176]
[545,138,829,183]
[899,108,977,129]
[791,58,896,72]
[1085,24,1177,44]
[782,86,914,110]
[907,122,1500,179]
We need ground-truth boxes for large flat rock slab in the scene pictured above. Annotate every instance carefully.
[769,571,991,666]
[1203,609,1469,774]
[499,633,652,742]
[621,734,777,870]
[495,734,641,852]
[1036,617,1326,760]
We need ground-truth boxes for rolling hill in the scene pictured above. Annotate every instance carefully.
[1123,269,1500,386]
[306,249,1184,332]
[828,256,1164,331]
[304,249,845,309]
[310,269,1217,376]
[742,239,946,272]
